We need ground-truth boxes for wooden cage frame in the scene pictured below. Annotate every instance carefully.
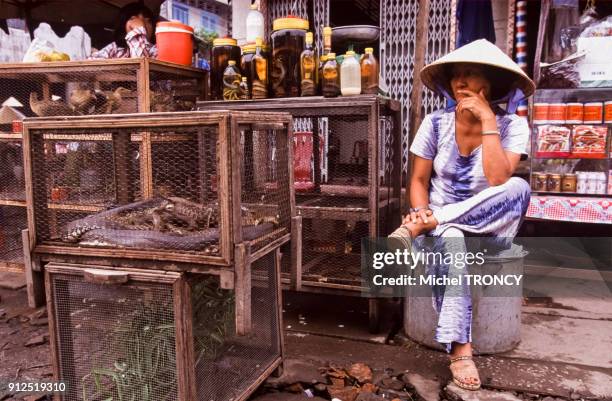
[22,111,295,271]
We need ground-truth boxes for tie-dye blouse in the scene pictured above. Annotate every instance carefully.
[409,109,529,209]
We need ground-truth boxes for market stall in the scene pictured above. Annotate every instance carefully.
[528,0,612,225]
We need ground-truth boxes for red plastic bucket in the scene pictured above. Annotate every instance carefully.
[156,21,194,66]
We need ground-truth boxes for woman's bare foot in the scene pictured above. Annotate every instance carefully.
[449,342,481,390]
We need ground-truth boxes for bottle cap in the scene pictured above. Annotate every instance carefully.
[365,47,374,53]
[320,54,328,62]
[250,3,258,9]
[327,53,336,58]
[346,50,355,56]
[323,26,332,36]
[273,16,309,31]
[242,77,247,81]
[213,37,238,47]
[306,32,313,43]
[228,60,236,66]
[255,37,263,46]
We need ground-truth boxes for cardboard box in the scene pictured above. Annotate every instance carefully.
[577,36,612,87]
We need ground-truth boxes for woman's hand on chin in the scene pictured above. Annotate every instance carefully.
[456,89,496,126]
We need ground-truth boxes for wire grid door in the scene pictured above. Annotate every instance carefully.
[0,133,26,269]
[238,123,293,253]
[0,205,26,268]
[197,250,282,401]
[380,0,455,184]
[47,267,180,401]
[47,258,282,401]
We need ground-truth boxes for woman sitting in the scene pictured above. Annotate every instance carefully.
[400,39,535,391]
[90,2,157,59]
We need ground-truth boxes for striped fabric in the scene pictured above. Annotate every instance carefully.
[514,1,528,118]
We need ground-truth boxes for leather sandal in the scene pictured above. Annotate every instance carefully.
[449,355,481,391]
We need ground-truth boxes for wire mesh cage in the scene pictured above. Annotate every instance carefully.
[24,111,294,267]
[0,132,27,270]
[197,96,402,292]
[45,248,283,401]
[0,205,27,270]
[0,59,208,118]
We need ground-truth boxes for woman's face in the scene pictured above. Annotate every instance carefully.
[126,13,154,40]
[450,63,491,101]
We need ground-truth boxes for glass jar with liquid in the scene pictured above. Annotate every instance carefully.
[241,39,270,99]
[212,38,241,100]
[271,16,309,97]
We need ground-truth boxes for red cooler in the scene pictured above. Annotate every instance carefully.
[156,21,194,66]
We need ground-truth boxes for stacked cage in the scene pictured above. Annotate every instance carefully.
[0,59,208,274]
[24,110,293,401]
[197,97,402,306]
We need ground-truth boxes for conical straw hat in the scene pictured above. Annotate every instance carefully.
[420,39,535,102]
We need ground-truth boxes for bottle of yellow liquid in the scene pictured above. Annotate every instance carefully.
[322,53,340,98]
[360,47,379,95]
[223,60,242,101]
[340,50,361,96]
[300,32,317,96]
[251,37,268,99]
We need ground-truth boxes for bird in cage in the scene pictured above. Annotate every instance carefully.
[69,87,97,115]
[29,92,74,117]
[94,87,131,114]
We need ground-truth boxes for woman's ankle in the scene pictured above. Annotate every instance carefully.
[450,342,473,358]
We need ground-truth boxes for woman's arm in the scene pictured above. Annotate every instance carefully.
[407,156,434,224]
[456,89,521,186]
[480,116,521,186]
[126,26,157,58]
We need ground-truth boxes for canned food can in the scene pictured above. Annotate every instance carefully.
[561,174,577,192]
[596,172,607,194]
[566,103,583,124]
[586,172,598,194]
[548,173,562,192]
[584,102,603,124]
[533,172,548,191]
[576,172,587,194]
[533,103,549,124]
[604,101,612,124]
[548,103,567,124]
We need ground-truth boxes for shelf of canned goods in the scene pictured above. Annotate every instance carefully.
[528,88,611,224]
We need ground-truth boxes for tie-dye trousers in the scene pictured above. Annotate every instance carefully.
[424,177,530,352]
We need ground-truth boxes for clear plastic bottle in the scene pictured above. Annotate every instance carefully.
[322,53,340,98]
[222,60,242,101]
[246,3,265,43]
[340,50,361,96]
[300,32,317,96]
[360,47,379,95]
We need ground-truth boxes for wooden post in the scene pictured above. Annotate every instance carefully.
[23,229,44,308]
[406,0,431,207]
[173,277,197,401]
[235,243,252,335]
[533,0,551,84]
[272,248,285,377]
[290,215,302,291]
